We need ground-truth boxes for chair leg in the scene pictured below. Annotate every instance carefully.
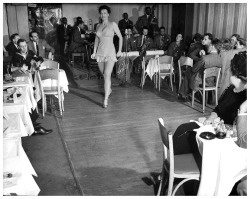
[203,90,206,113]
[191,91,195,107]
[170,74,173,92]
[58,94,62,116]
[215,89,218,106]
[158,76,161,91]
[167,175,174,196]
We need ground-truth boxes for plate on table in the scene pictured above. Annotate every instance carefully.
[200,132,216,140]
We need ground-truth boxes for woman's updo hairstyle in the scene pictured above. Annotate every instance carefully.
[99,5,111,14]
[230,51,247,82]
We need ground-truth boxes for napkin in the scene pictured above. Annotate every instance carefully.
[146,50,164,55]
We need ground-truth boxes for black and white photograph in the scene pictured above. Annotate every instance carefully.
[2,0,247,197]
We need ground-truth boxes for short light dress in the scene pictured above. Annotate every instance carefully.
[95,22,117,62]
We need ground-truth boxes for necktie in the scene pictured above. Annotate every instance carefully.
[36,42,39,56]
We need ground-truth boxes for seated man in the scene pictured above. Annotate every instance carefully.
[153,26,171,53]
[69,20,89,53]
[28,30,55,60]
[187,33,203,63]
[5,33,20,57]
[122,26,137,52]
[179,38,222,101]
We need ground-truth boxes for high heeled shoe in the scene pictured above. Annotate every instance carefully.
[103,98,108,108]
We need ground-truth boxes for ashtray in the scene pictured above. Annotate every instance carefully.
[216,132,226,139]
[200,132,216,140]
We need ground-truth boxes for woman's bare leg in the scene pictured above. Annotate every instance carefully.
[103,61,115,100]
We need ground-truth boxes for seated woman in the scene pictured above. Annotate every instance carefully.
[173,51,247,155]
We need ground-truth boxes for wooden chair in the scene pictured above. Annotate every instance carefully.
[37,69,63,117]
[156,55,174,92]
[40,60,59,69]
[85,44,101,79]
[157,118,200,196]
[178,56,193,95]
[191,67,221,113]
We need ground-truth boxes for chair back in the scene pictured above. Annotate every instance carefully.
[157,55,173,73]
[203,67,221,88]
[38,69,60,92]
[40,60,59,69]
[178,56,193,67]
[158,118,174,172]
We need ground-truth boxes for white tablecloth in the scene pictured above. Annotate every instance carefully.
[33,69,69,102]
[195,125,247,196]
[3,113,28,138]
[3,147,40,195]
[3,86,36,135]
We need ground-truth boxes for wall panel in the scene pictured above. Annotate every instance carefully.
[192,3,246,39]
[16,5,29,41]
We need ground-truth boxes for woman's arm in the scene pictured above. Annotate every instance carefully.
[113,22,123,55]
[91,25,100,58]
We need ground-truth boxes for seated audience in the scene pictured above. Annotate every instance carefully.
[136,26,154,52]
[187,33,203,63]
[28,30,55,59]
[118,12,134,37]
[153,26,171,53]
[230,33,241,49]
[167,33,185,73]
[179,38,222,101]
[5,33,20,57]
[218,38,246,98]
[199,33,213,56]
[173,51,247,155]
[69,20,89,53]
[122,26,137,52]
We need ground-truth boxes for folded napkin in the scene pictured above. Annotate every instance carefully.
[146,50,164,55]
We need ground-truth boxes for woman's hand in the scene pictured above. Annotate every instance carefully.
[91,53,96,59]
[116,51,122,57]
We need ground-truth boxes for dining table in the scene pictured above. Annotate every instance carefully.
[194,124,247,196]
[3,85,36,136]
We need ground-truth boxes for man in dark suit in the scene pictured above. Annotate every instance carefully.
[5,33,20,57]
[57,17,72,56]
[28,30,55,59]
[136,26,154,51]
[179,38,222,101]
[186,33,203,63]
[135,6,158,38]
[69,20,89,53]
[153,26,171,53]
[118,13,134,37]
[122,26,137,52]
[73,16,86,34]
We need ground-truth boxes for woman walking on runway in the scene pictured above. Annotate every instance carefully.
[91,5,123,108]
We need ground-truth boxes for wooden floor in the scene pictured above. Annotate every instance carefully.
[56,78,211,196]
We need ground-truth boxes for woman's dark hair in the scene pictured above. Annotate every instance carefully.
[211,38,221,53]
[99,5,111,14]
[230,51,247,82]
